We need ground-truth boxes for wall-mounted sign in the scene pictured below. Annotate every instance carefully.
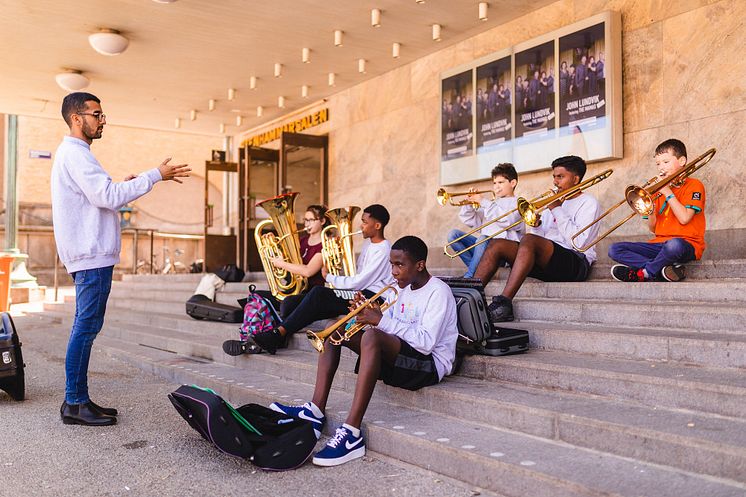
[29,150,52,159]
[440,11,622,186]
[241,108,329,148]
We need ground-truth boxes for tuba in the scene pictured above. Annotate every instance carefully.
[307,285,398,353]
[321,206,361,278]
[254,192,308,300]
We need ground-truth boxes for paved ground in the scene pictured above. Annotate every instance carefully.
[0,310,494,497]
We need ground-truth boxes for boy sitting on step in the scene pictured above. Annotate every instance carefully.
[609,139,705,282]
[269,236,458,467]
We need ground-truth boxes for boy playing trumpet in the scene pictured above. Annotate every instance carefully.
[270,236,458,466]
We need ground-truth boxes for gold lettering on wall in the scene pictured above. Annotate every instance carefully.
[242,108,329,147]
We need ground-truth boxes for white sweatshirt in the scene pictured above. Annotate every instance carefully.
[377,276,458,380]
[458,197,523,241]
[325,239,394,293]
[527,192,602,264]
[51,136,162,273]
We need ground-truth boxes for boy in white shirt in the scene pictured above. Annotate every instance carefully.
[447,163,523,277]
[270,236,458,467]
[252,204,394,354]
[474,156,602,321]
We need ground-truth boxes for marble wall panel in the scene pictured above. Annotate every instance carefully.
[348,65,413,125]
[622,22,665,132]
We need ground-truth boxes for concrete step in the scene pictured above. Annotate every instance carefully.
[60,327,745,496]
[510,298,746,334]
[588,259,746,281]
[462,350,746,418]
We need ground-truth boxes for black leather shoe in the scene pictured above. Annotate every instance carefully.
[90,400,118,417]
[61,402,117,426]
[252,329,284,355]
[488,295,514,322]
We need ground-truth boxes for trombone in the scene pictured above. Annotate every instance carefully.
[571,148,716,252]
[306,285,398,353]
[443,189,557,258]
[436,188,496,208]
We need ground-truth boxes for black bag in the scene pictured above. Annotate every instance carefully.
[168,385,316,471]
[438,277,494,344]
[185,294,243,323]
[0,312,25,401]
[214,264,245,283]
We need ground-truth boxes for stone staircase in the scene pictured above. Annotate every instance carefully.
[40,261,746,497]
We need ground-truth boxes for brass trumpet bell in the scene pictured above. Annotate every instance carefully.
[436,188,495,208]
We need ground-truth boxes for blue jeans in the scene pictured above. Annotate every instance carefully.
[447,229,488,278]
[65,266,113,404]
[608,239,695,277]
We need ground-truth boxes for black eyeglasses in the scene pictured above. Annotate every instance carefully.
[303,217,319,223]
[77,112,106,121]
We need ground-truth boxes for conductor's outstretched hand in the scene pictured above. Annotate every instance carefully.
[158,158,192,184]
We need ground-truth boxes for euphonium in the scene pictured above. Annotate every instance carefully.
[254,192,308,300]
[307,285,398,353]
[321,206,361,278]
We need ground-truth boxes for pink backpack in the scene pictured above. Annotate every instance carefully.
[239,285,279,341]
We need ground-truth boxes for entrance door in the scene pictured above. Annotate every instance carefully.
[280,132,329,223]
[204,160,237,272]
[241,146,279,271]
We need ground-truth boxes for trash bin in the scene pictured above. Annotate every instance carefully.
[0,256,14,312]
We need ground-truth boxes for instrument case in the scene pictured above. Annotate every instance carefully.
[168,385,316,471]
[185,294,243,323]
[0,312,25,400]
[438,277,529,357]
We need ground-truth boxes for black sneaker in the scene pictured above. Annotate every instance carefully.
[661,264,686,282]
[222,340,262,356]
[252,329,284,355]
[488,295,514,322]
[611,264,647,282]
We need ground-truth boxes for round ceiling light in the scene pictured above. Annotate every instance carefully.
[55,70,90,91]
[88,29,129,56]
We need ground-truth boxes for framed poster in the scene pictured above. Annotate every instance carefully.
[441,70,474,161]
[439,11,622,186]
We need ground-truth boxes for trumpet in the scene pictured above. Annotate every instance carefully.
[306,285,398,353]
[436,188,496,208]
[443,189,557,258]
[571,148,716,252]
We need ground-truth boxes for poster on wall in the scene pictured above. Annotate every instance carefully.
[514,41,555,140]
[476,56,512,151]
[441,70,473,161]
[558,22,606,131]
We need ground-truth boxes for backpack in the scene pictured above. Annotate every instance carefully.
[239,285,280,341]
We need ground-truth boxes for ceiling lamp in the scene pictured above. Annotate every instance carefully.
[274,63,283,78]
[228,88,236,100]
[190,109,197,121]
[334,30,343,47]
[249,76,257,90]
[371,8,381,28]
[55,70,90,91]
[479,2,488,21]
[415,0,425,3]
[152,0,178,3]
[219,123,225,134]
[278,96,285,108]
[328,72,336,86]
[392,42,401,58]
[302,47,310,64]
[301,85,309,98]
[432,23,442,41]
[236,115,243,127]
[358,59,366,74]
[257,106,263,117]
[208,99,216,111]
[174,118,181,129]
[88,29,129,56]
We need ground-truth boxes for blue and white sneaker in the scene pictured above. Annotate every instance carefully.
[269,401,325,439]
[312,425,366,467]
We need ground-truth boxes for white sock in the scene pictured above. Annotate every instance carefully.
[342,423,361,437]
[306,402,323,418]
[642,269,650,280]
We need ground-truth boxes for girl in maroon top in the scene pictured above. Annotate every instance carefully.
[269,204,328,317]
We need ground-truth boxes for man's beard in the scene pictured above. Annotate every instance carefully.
[83,122,103,140]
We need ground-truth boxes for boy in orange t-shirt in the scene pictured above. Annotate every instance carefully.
[608,139,705,282]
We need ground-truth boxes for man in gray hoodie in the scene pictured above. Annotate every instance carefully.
[52,92,190,426]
